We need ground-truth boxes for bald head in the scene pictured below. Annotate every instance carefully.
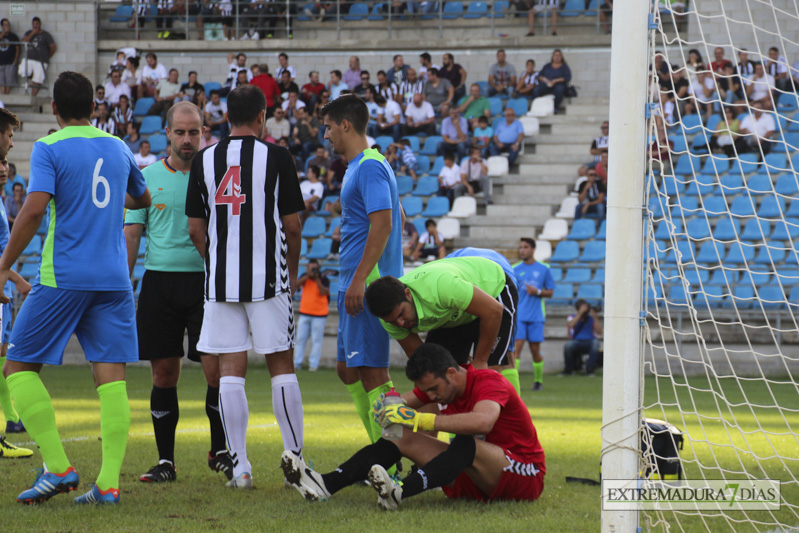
[167,101,204,129]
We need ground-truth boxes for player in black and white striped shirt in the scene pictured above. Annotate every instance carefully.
[186,85,306,490]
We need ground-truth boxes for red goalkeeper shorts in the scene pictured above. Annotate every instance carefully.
[442,450,545,502]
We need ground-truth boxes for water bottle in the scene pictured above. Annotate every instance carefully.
[381,388,404,440]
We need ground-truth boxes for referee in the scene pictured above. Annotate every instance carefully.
[124,101,232,483]
[186,85,306,490]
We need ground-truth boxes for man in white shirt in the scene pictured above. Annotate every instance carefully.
[265,107,291,142]
[141,52,168,97]
[372,95,402,140]
[147,68,182,126]
[455,147,491,204]
[411,219,446,261]
[765,46,790,92]
[276,52,297,81]
[418,52,440,82]
[204,89,229,138]
[736,102,776,155]
[134,140,157,169]
[223,53,253,96]
[403,93,436,136]
[281,89,306,125]
[104,69,132,108]
[745,63,775,107]
[437,152,461,208]
[328,70,346,100]
[300,165,325,216]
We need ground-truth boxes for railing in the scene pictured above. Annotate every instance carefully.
[1,41,33,93]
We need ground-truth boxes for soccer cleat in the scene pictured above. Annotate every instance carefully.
[532,382,543,391]
[225,472,253,489]
[368,464,402,511]
[139,462,177,483]
[280,450,330,502]
[208,450,234,480]
[5,420,25,433]
[17,467,80,504]
[0,435,33,458]
[74,484,120,504]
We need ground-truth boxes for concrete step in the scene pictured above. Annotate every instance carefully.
[2,93,50,109]
[462,212,551,228]
[492,194,562,207]
[518,153,586,164]
[452,236,525,249]
[463,224,542,240]
[495,184,568,198]
[495,173,574,186]
[518,162,578,176]
[532,134,597,145]
[526,143,589,156]
[485,203,556,217]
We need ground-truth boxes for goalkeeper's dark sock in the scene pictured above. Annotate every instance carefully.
[501,368,521,395]
[151,386,179,464]
[365,381,393,443]
[322,438,401,495]
[205,386,227,454]
[345,381,372,442]
[401,435,476,499]
[533,360,544,384]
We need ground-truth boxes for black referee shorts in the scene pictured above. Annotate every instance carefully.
[424,273,518,367]
[137,270,205,363]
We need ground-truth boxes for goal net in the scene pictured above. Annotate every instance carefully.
[636,0,799,530]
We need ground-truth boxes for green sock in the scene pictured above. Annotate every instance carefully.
[0,357,20,423]
[6,371,70,473]
[501,368,521,395]
[365,381,393,444]
[533,361,545,384]
[345,381,373,442]
[95,381,130,491]
[515,358,521,371]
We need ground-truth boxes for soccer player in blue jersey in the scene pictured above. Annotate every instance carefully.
[0,71,151,504]
[513,238,555,391]
[317,94,403,446]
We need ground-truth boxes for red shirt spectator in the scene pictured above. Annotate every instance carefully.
[250,69,281,108]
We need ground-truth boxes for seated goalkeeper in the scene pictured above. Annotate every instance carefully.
[281,343,545,509]
[362,256,518,371]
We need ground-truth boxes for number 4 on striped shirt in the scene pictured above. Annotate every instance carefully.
[215,166,247,215]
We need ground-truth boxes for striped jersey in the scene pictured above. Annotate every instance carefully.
[398,79,425,106]
[185,136,304,303]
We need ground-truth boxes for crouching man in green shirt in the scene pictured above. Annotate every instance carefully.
[364,257,517,371]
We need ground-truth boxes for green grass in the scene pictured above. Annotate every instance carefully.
[0,366,796,532]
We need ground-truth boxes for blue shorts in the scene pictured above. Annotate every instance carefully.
[516,321,545,343]
[7,284,138,366]
[2,302,12,344]
[336,290,390,368]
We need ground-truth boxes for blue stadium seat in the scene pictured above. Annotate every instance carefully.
[670,196,699,218]
[412,218,428,235]
[18,261,39,280]
[579,241,605,263]
[550,267,563,282]
[21,237,42,257]
[296,3,314,20]
[401,136,420,152]
[707,269,737,286]
[723,285,754,309]
[668,284,690,306]
[717,174,744,196]
[693,284,725,308]
[487,97,503,117]
[712,217,740,241]
[685,218,711,240]
[325,217,341,237]
[741,218,770,241]
[576,284,603,306]
[781,132,799,151]
[491,116,505,131]
[696,241,725,264]
[786,199,799,217]
[443,1,464,18]
[419,136,442,156]
[416,155,431,175]
[428,156,445,177]
[654,219,682,240]
[668,135,687,153]
[560,0,584,15]
[647,240,667,262]
[724,242,755,264]
[464,1,488,18]
[755,241,787,264]
[328,279,340,295]
[758,284,787,309]
[343,3,369,20]
[140,116,163,135]
[644,278,663,306]
[567,219,596,240]
[757,196,785,218]
[412,176,438,196]
[596,220,606,240]
[775,174,799,196]
[740,270,771,287]
[729,196,756,217]
[133,97,155,117]
[771,218,799,241]
[774,268,799,286]
[421,197,450,217]
[777,92,799,111]
[368,3,385,19]
[701,155,730,174]
[317,195,338,216]
[705,114,722,131]
[662,175,684,195]
[147,133,168,154]
[306,238,332,260]
[110,4,134,22]
[396,175,414,196]
[592,268,605,283]
[728,153,759,175]
[701,196,728,217]
[549,241,580,263]
[492,0,510,17]
[764,153,788,172]
[506,98,529,117]
[792,152,799,170]
[680,114,703,133]
[683,269,709,287]
[401,196,423,216]
[301,238,308,256]
[684,174,714,196]
[563,268,591,284]
[674,154,702,175]
[647,196,665,218]
[690,132,711,154]
[549,283,574,306]
[375,136,393,152]
[476,81,490,96]
[747,174,773,195]
[204,81,222,93]
[302,217,327,238]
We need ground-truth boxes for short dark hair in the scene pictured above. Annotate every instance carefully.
[445,53,454,62]
[406,343,459,382]
[361,70,370,78]
[769,46,779,53]
[364,276,407,318]
[308,258,319,266]
[279,52,288,60]
[141,140,150,147]
[477,115,488,123]
[146,52,157,60]
[127,56,139,69]
[0,108,20,136]
[308,165,320,177]
[1,19,9,26]
[169,68,178,76]
[188,70,197,77]
[425,218,436,229]
[227,85,266,126]
[53,71,94,122]
[209,89,220,97]
[95,85,104,93]
[443,152,454,162]
[374,95,386,106]
[129,121,140,133]
[427,68,439,78]
[330,69,342,79]
[393,54,402,62]
[377,70,387,78]
[320,94,369,136]
[420,52,431,62]
[521,237,536,249]
[32,16,42,23]
[12,182,23,191]
[574,299,588,310]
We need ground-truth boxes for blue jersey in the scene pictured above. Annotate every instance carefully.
[514,261,555,323]
[0,197,12,297]
[446,247,517,287]
[338,148,403,292]
[28,126,147,291]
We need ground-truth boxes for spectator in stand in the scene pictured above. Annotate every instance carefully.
[4,182,24,231]
[708,106,739,154]
[362,86,380,129]
[123,121,144,153]
[653,52,670,90]
[140,52,168,98]
[532,49,571,112]
[527,0,559,36]
[575,169,606,221]
[250,64,281,117]
[104,69,131,108]
[578,121,609,176]
[343,56,361,90]
[717,63,744,103]
[595,151,608,185]
[383,143,401,174]
[710,47,731,74]
[745,63,775,108]
[437,152,461,208]
[147,68,182,126]
[766,46,790,92]
[0,19,20,95]
[490,108,524,166]
[328,69,346,100]
[113,94,133,137]
[293,259,330,372]
[563,300,603,376]
[292,106,320,160]
[598,0,613,33]
[301,71,326,109]
[325,153,345,197]
[353,70,375,99]
[306,145,332,175]
[648,115,673,164]
[488,49,517,97]
[220,53,251,96]
[93,85,109,117]
[439,53,468,104]
[736,49,755,78]
[455,147,491,204]
[398,68,424,111]
[91,102,116,135]
[372,95,402,140]
[18,16,56,97]
[234,69,250,89]
[412,219,447,261]
[376,70,399,104]
[403,93,436,136]
[734,102,776,156]
[266,107,291,143]
[402,220,419,260]
[123,56,142,99]
[457,83,491,130]
[279,70,299,97]
[418,52,439,82]
[275,52,297,81]
[393,139,419,181]
[300,165,325,221]
[437,108,470,160]
[473,115,493,157]
[515,59,539,99]
[664,67,689,118]
[424,68,454,118]
[134,139,157,169]
[200,126,219,149]
[386,54,410,85]
[687,68,717,118]
[204,89,229,138]
[179,70,205,104]
[282,88,306,125]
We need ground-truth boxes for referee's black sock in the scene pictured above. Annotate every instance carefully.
[321,438,402,495]
[205,386,227,454]
[151,386,179,465]
[401,435,476,499]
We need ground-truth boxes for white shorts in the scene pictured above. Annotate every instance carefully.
[197,294,295,355]
[18,59,47,85]
[534,0,559,12]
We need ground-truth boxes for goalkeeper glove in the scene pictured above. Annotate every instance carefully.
[371,392,406,424]
[378,404,436,433]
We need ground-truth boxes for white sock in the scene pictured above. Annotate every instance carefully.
[219,376,251,477]
[271,373,304,456]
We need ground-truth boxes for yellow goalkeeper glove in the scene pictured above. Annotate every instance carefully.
[378,404,436,433]
[371,392,406,424]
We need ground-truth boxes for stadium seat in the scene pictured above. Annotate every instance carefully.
[777,92,799,111]
[442,1,464,18]
[464,0,488,17]
[448,196,476,218]
[774,268,799,285]
[665,239,695,264]
[300,238,308,257]
[661,175,684,195]
[705,114,722,131]
[647,196,665,218]
[576,284,603,306]
[596,220,606,240]
[747,174,773,195]
[396,175,413,196]
[579,241,605,263]
[487,156,508,177]
[528,95,555,117]
[654,218,682,240]
[133,97,155,118]
[375,136,393,152]
[696,241,725,264]
[556,197,580,219]
[520,116,539,136]
[728,153,759,175]
[670,196,699,219]
[775,174,799,196]
[550,267,563,282]
[669,135,687,153]
[110,4,134,22]
[317,195,338,216]
[771,218,799,241]
[758,284,787,309]
[685,173,716,196]
[722,285,754,309]
[674,154,702,176]
[680,114,703,133]
[148,133,168,154]
[701,155,731,174]
[412,176,438,196]
[428,156,445,176]
[683,269,709,287]
[690,132,711,154]
[412,218,427,235]
[567,219,596,240]
[416,155,431,175]
[792,152,799,170]
[476,81,490,97]
[693,284,725,308]
[487,97,503,117]
[717,174,744,196]
[764,153,788,172]
[534,241,552,262]
[507,98,529,117]
[549,283,574,305]
[781,132,799,151]
[564,268,591,284]
[301,217,326,238]
[706,268,736,286]
[724,242,755,264]
[203,81,222,93]
[325,217,341,237]
[739,270,771,287]
[712,217,740,241]
[421,197,450,217]
[401,136,420,152]
[401,196,423,216]
[755,241,787,264]
[306,238,332,260]
[647,240,667,262]
[592,268,605,283]
[21,237,42,257]
[436,217,460,239]
[667,284,690,306]
[538,218,569,241]
[549,241,579,263]
[492,0,510,17]
[786,199,799,217]
[561,0,584,16]
[343,3,369,20]
[741,217,770,241]
[368,3,385,20]
[419,136,442,156]
[757,196,786,218]
[729,196,756,217]
[140,116,162,135]
[685,218,711,240]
